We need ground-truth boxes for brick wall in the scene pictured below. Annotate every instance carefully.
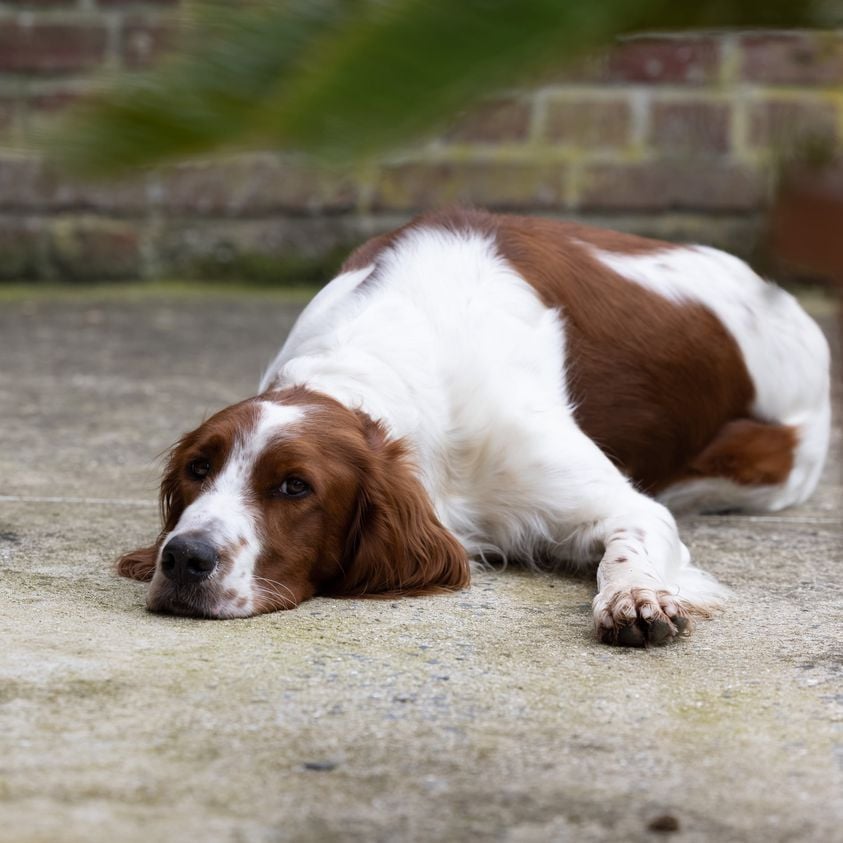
[0,0,842,281]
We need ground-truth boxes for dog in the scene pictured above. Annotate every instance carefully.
[118,208,831,646]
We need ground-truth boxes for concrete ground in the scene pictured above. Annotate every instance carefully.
[0,285,840,843]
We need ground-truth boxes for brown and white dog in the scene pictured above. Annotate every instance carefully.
[119,209,831,646]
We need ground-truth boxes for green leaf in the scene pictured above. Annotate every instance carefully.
[49,0,831,176]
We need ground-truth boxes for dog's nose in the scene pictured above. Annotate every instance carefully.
[160,535,219,584]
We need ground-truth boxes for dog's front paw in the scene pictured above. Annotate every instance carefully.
[592,586,691,647]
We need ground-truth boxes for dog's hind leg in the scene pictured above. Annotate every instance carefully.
[657,405,830,516]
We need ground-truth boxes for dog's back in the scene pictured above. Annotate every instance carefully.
[263,208,830,519]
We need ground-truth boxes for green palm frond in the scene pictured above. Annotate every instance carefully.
[50,0,833,176]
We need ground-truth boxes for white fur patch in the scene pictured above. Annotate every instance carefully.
[589,244,829,420]
[591,243,831,511]
[152,401,305,616]
[260,266,375,393]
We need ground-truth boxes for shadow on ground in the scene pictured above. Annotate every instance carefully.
[1,287,840,842]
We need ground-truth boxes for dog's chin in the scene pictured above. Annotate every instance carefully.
[145,578,255,620]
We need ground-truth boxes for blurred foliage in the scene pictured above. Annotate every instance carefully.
[51,0,836,176]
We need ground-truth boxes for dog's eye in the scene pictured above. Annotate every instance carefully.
[187,459,211,480]
[277,476,311,498]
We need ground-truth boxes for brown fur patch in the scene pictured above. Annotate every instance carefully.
[341,229,405,274]
[252,388,470,607]
[491,213,757,492]
[342,207,763,493]
[686,418,798,486]
[115,547,157,581]
[121,385,468,613]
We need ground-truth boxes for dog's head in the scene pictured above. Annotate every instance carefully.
[118,388,468,618]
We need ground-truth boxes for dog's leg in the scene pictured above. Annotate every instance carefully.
[573,495,727,646]
[488,419,729,646]
[567,438,728,645]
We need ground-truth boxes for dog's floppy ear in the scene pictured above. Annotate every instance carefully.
[116,543,159,582]
[116,442,188,581]
[331,417,470,597]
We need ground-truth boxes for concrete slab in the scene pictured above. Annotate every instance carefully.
[1,286,840,842]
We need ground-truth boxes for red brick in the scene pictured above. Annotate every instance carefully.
[608,36,720,84]
[578,161,766,212]
[156,217,367,281]
[779,159,843,197]
[48,216,141,281]
[43,172,150,214]
[371,161,568,212]
[548,52,609,84]
[0,155,47,208]
[0,22,108,73]
[0,154,149,212]
[121,19,178,69]
[769,158,843,280]
[740,33,843,85]
[748,99,838,149]
[27,89,85,114]
[650,101,731,156]
[96,1,179,6]
[156,156,358,216]
[0,218,43,280]
[544,99,631,147]
[0,98,16,133]
[447,98,532,143]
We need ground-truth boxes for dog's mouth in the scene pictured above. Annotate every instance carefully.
[146,580,253,620]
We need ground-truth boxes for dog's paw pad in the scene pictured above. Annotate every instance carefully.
[593,587,691,647]
[670,614,691,634]
[646,617,674,645]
